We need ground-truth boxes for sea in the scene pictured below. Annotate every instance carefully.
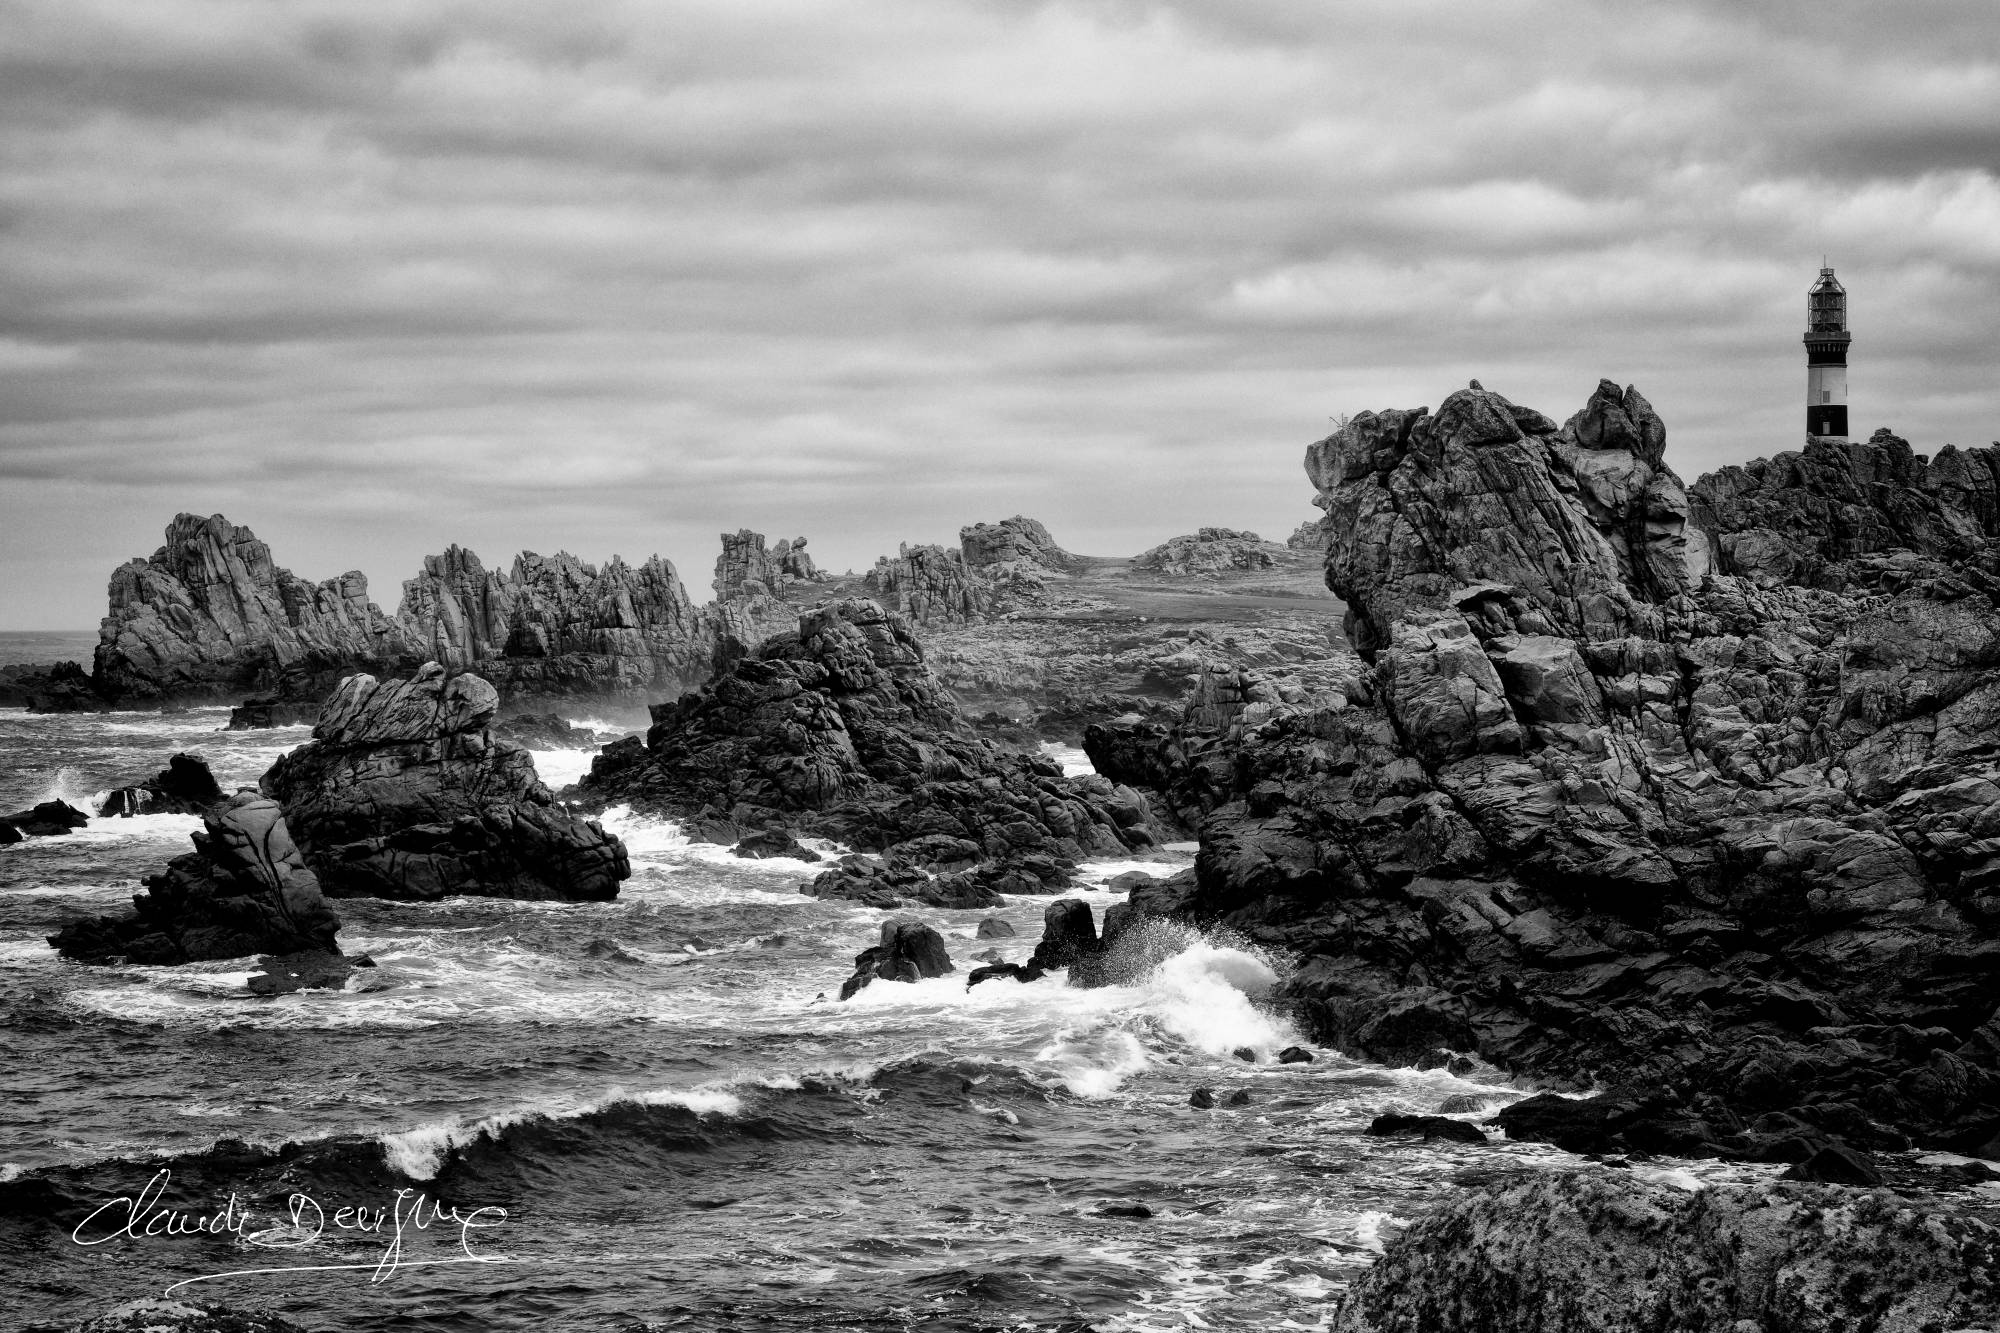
[0,630,1770,1332]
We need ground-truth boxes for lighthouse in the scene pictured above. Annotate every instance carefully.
[1804,266,1850,439]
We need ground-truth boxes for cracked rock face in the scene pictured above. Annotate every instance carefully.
[1330,1168,2000,1333]
[260,663,629,901]
[49,792,342,964]
[1091,380,2000,1161]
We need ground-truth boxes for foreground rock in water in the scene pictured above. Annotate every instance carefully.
[577,599,1164,877]
[1329,1168,2000,1333]
[101,753,225,817]
[49,793,342,964]
[840,916,953,999]
[260,664,629,901]
[1,799,90,838]
[1092,379,2000,1160]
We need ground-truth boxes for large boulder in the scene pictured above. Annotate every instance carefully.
[259,664,628,901]
[840,915,954,999]
[577,600,1164,874]
[958,516,1079,572]
[1330,1168,2000,1333]
[1,799,90,837]
[862,544,992,625]
[49,793,342,964]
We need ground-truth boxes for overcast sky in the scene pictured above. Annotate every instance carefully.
[2,1,1997,629]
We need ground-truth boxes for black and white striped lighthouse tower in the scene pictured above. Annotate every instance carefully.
[1804,266,1850,439]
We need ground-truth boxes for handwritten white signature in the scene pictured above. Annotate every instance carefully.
[71,1169,513,1293]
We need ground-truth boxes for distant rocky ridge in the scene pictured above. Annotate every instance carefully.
[1092,378,2000,1165]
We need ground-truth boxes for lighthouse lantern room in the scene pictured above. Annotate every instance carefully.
[1805,266,1850,439]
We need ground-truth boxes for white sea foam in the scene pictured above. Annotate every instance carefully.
[1038,742,1096,777]
[528,746,597,791]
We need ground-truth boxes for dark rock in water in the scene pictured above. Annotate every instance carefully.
[1095,1200,1153,1219]
[840,915,953,1000]
[966,961,1040,988]
[493,712,600,749]
[733,829,820,862]
[1327,1168,2000,1333]
[804,855,999,909]
[21,660,111,713]
[1232,1046,1258,1064]
[2,799,90,837]
[1277,1046,1315,1064]
[247,950,371,996]
[1437,1094,1488,1115]
[1779,1142,1885,1186]
[260,663,628,902]
[0,820,19,846]
[66,1298,312,1333]
[577,599,1162,892]
[976,916,1016,939]
[1029,898,1100,971]
[1368,1113,1487,1144]
[226,696,321,730]
[1106,869,1166,895]
[102,753,226,817]
[49,793,342,965]
[1189,1087,1217,1109]
[1226,1089,1252,1107]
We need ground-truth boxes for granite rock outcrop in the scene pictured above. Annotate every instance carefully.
[260,664,629,901]
[1132,528,1283,576]
[49,792,342,964]
[714,530,819,600]
[862,544,993,625]
[101,753,226,818]
[958,516,1079,572]
[1093,379,2000,1162]
[577,599,1164,880]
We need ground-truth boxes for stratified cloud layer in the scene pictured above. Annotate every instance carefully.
[3,1,1997,626]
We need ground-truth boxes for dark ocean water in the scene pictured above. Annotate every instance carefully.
[0,704,1776,1332]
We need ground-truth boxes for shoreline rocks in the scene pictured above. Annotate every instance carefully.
[101,753,225,818]
[260,664,629,902]
[1330,1167,2000,1333]
[839,916,953,1000]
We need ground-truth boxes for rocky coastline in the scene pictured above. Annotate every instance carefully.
[12,380,2000,1329]
[1088,380,2000,1179]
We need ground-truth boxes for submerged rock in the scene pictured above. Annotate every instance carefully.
[840,916,953,1000]
[48,793,342,965]
[1329,1168,2000,1333]
[260,664,628,901]
[1367,1114,1487,1144]
[226,696,321,730]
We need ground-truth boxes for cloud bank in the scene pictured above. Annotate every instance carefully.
[2,0,1996,627]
